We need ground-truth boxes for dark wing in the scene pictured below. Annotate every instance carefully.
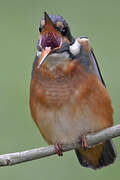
[74,37,106,87]
[90,50,106,87]
[76,44,106,87]
[75,43,117,169]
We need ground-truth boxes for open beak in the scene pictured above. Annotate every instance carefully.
[37,12,62,69]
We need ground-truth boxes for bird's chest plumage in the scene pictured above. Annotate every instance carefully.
[30,59,113,144]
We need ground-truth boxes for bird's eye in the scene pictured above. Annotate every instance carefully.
[61,27,68,36]
[39,27,42,32]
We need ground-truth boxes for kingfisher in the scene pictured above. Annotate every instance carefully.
[30,12,117,169]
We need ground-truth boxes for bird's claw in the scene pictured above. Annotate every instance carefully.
[55,143,63,156]
[81,135,88,150]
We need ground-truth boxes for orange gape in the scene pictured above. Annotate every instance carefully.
[30,12,116,169]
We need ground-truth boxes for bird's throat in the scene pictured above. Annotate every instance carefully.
[37,50,70,71]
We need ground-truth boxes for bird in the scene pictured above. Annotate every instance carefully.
[30,12,117,170]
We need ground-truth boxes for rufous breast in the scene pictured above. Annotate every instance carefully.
[30,58,113,144]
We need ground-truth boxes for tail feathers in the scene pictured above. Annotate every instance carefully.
[98,140,117,168]
[75,140,117,170]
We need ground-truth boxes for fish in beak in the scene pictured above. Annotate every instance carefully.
[37,12,62,69]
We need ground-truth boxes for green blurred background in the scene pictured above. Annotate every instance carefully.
[0,0,120,179]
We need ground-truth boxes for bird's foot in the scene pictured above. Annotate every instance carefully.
[55,143,63,156]
[81,135,88,150]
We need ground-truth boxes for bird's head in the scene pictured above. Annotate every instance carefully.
[37,12,75,68]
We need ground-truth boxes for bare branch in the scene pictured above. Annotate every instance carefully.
[0,124,120,167]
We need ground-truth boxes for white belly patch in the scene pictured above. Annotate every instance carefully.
[36,103,103,145]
